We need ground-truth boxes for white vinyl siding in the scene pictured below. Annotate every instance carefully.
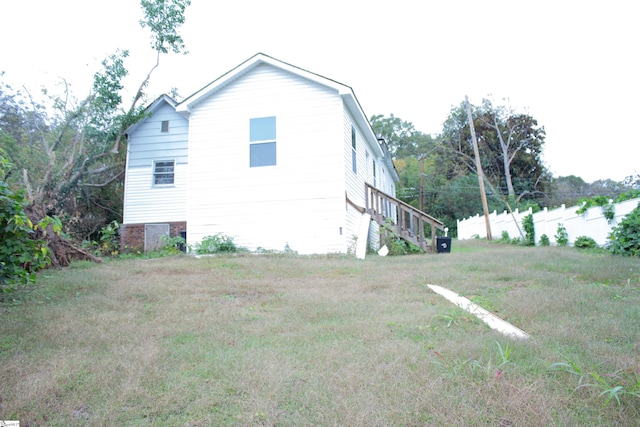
[249,116,277,167]
[123,163,187,224]
[187,63,345,254]
[344,111,369,244]
[123,100,188,225]
[343,108,399,250]
[127,103,188,168]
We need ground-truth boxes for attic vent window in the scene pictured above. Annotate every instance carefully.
[161,120,169,132]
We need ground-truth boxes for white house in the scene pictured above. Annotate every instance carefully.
[122,94,188,251]
[122,53,424,254]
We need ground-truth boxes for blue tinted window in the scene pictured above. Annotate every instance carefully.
[250,117,276,141]
[250,142,276,167]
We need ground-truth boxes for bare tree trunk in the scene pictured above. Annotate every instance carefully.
[492,114,516,200]
[502,145,515,199]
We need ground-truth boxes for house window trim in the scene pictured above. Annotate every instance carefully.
[161,120,169,133]
[152,159,175,187]
[250,116,277,168]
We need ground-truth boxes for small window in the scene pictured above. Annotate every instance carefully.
[153,160,175,185]
[373,159,377,187]
[161,120,169,132]
[250,117,276,167]
[351,125,357,174]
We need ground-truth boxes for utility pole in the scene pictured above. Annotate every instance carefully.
[465,95,492,240]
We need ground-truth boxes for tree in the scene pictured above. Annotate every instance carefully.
[547,175,590,207]
[478,98,546,199]
[1,0,191,267]
[546,175,638,209]
[438,98,550,205]
[370,114,436,158]
[623,174,640,189]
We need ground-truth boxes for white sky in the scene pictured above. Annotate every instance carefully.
[2,0,638,183]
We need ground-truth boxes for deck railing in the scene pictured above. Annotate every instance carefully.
[365,183,445,252]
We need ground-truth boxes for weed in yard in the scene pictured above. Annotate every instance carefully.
[470,294,500,314]
[470,341,514,381]
[433,341,515,384]
[548,353,640,406]
[433,307,477,328]
[432,350,473,376]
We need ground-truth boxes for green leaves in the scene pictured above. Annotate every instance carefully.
[555,223,569,246]
[92,50,129,119]
[140,0,191,55]
[549,356,640,406]
[0,150,61,297]
[194,233,241,254]
[439,98,549,201]
[370,114,435,158]
[609,203,640,257]
[522,213,535,246]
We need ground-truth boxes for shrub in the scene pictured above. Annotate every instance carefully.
[379,219,423,255]
[497,230,511,244]
[380,233,422,255]
[539,234,550,246]
[160,234,186,255]
[83,220,122,257]
[194,233,240,254]
[574,236,598,250]
[555,224,569,246]
[99,220,121,256]
[522,214,535,246]
[609,204,640,257]
[0,151,59,297]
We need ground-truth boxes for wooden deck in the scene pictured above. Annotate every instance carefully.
[365,183,445,252]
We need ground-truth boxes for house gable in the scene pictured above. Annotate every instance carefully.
[123,95,188,226]
[185,61,347,253]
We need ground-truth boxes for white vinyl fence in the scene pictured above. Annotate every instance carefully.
[457,198,640,246]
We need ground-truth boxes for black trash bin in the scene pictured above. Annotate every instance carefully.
[436,236,451,253]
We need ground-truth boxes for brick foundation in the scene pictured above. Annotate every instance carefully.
[120,222,187,252]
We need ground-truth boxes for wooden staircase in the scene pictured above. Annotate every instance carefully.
[365,183,445,252]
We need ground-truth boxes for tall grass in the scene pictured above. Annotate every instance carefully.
[1,240,639,425]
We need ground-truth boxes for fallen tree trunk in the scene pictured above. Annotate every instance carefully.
[45,232,102,267]
[26,204,103,268]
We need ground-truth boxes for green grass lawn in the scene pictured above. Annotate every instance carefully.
[1,240,639,426]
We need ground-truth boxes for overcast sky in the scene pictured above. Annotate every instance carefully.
[2,0,638,183]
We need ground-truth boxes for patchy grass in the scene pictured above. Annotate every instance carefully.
[1,240,639,426]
